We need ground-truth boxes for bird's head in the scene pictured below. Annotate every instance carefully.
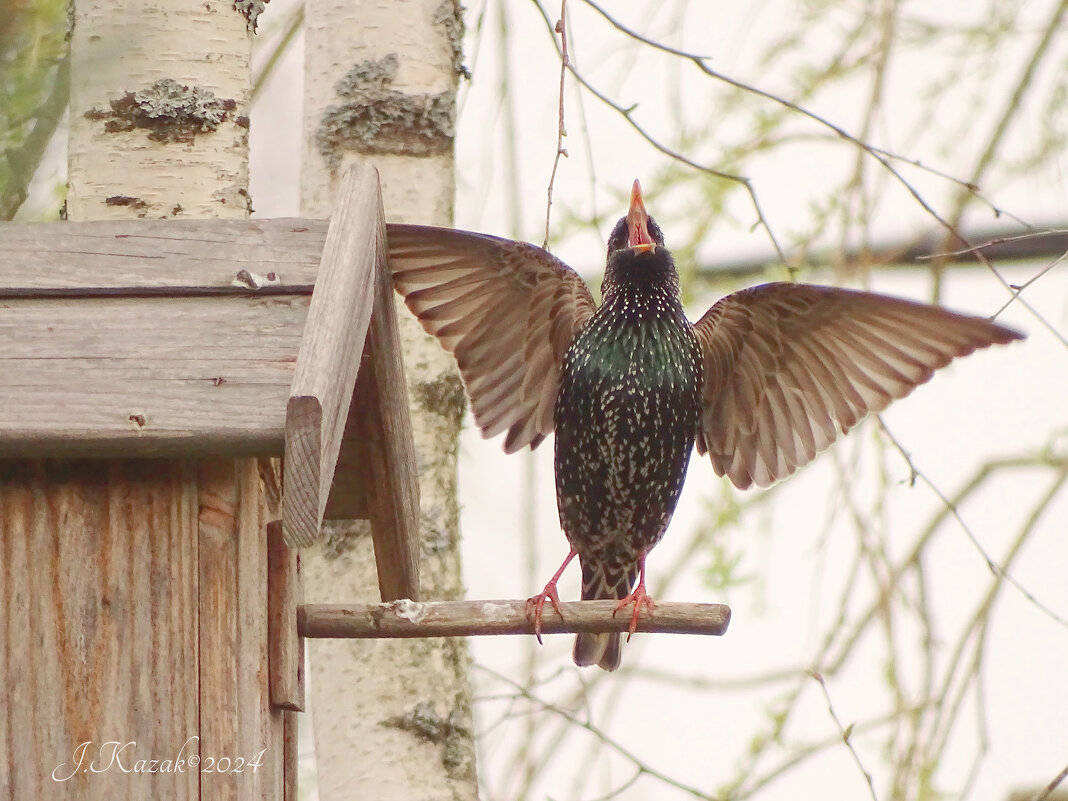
[606,179,665,258]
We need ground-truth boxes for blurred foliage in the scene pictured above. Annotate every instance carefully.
[697,487,757,595]
[0,0,69,220]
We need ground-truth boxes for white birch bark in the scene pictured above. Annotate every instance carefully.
[301,1,478,799]
[68,0,252,219]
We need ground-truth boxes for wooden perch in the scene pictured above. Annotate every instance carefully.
[298,600,732,639]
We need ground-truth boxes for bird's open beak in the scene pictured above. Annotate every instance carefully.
[627,180,656,253]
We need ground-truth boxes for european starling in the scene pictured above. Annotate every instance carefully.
[387,180,1024,671]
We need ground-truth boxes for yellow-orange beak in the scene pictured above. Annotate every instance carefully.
[627,179,655,253]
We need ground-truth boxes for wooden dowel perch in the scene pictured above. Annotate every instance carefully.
[298,600,731,639]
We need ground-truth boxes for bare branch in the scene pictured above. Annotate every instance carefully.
[475,663,720,800]
[878,421,1068,630]
[542,0,569,249]
[942,0,1068,245]
[691,225,1068,283]
[811,672,881,801]
[1028,761,1068,801]
[251,3,305,103]
[578,0,994,207]
[529,1,789,265]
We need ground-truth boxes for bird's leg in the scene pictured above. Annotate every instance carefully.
[612,552,655,642]
[524,548,578,645]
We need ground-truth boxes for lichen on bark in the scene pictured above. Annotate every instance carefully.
[233,0,269,32]
[381,696,474,778]
[85,78,235,144]
[434,0,470,80]
[412,372,467,426]
[315,54,455,169]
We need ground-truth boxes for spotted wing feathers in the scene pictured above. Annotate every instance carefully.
[693,283,1023,489]
[388,224,597,452]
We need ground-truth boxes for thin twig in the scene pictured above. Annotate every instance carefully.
[878,421,1068,629]
[251,3,305,103]
[543,0,570,249]
[811,672,881,801]
[925,470,1068,770]
[1029,760,1068,801]
[578,0,993,204]
[939,0,1068,263]
[475,664,721,800]
[529,1,788,265]
[577,0,1068,348]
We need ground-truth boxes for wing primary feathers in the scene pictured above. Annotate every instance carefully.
[693,282,1023,489]
[387,223,596,452]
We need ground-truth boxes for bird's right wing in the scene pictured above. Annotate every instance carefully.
[388,224,598,452]
[692,282,1024,490]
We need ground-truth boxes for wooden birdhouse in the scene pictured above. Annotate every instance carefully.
[0,164,421,800]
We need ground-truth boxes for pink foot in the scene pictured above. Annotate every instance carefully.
[612,552,655,641]
[524,549,577,645]
[612,585,656,641]
[525,584,563,645]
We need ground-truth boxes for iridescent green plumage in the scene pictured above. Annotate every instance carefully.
[555,231,700,670]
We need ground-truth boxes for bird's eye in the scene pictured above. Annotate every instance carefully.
[607,217,629,256]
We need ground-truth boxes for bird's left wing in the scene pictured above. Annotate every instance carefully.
[388,224,597,452]
[692,282,1024,489]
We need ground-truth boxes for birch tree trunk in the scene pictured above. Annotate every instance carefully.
[69,0,253,218]
[300,2,478,798]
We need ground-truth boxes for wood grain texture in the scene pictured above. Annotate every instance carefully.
[283,164,381,547]
[267,522,305,711]
[0,218,326,294]
[299,600,733,639]
[0,460,198,801]
[197,459,284,801]
[325,209,421,601]
[0,295,309,457]
[283,711,299,801]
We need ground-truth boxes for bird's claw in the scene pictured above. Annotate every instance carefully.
[612,584,656,642]
[525,584,565,645]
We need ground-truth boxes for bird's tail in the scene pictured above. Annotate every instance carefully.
[573,558,640,671]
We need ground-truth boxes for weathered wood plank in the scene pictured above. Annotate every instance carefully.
[322,402,373,519]
[0,295,308,456]
[0,460,199,801]
[0,295,305,356]
[267,522,304,711]
[0,218,326,294]
[283,164,381,547]
[197,458,285,801]
[283,711,299,801]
